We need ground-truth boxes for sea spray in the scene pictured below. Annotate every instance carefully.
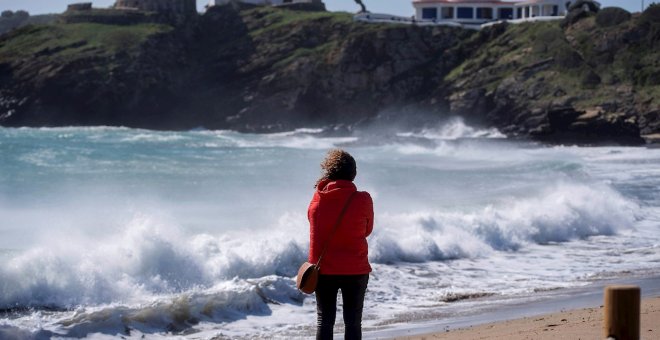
[0,182,635,311]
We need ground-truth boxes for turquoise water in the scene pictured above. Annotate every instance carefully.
[1,123,659,338]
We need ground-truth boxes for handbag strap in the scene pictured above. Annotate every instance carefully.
[316,191,358,268]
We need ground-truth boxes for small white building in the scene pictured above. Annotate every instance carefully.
[413,0,568,24]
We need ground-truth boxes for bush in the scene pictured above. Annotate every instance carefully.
[15,10,29,20]
[640,4,660,25]
[554,45,583,68]
[568,0,601,13]
[596,7,631,27]
[561,8,592,28]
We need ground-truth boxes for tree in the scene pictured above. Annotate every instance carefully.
[354,0,367,13]
[568,0,601,13]
[1,10,13,18]
[15,10,29,20]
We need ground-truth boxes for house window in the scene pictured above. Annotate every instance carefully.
[422,7,438,20]
[499,7,513,19]
[441,7,454,19]
[476,7,493,19]
[552,5,559,16]
[517,7,523,18]
[457,7,473,19]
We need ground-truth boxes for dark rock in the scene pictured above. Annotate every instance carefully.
[553,88,567,97]
[581,70,601,88]
[553,47,583,68]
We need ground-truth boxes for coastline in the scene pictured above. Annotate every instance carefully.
[366,275,660,339]
[395,296,660,340]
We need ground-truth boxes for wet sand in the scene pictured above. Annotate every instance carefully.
[395,296,660,340]
[365,276,660,340]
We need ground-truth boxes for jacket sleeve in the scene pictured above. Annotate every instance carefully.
[363,192,374,237]
[308,194,320,263]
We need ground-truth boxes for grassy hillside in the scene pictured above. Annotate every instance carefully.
[0,22,172,60]
[0,4,657,143]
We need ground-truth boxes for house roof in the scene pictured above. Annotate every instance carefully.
[413,0,561,5]
[413,0,516,4]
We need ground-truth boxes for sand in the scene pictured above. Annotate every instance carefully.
[394,296,660,340]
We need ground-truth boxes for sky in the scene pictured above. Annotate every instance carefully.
[0,0,655,16]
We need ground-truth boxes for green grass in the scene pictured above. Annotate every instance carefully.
[0,22,172,61]
[273,40,336,68]
[244,7,353,37]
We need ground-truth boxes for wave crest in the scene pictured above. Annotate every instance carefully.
[369,182,637,263]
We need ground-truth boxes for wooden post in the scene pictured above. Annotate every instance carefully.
[603,285,640,340]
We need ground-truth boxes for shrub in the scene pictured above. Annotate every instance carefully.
[554,45,583,68]
[15,10,29,20]
[596,7,631,27]
[568,0,601,13]
[561,8,592,28]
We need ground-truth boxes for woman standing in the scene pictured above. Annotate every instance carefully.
[308,149,374,340]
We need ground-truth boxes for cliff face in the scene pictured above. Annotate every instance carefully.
[444,7,660,144]
[0,4,658,144]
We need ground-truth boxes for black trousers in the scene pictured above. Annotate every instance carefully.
[315,274,369,340]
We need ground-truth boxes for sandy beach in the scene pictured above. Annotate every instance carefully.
[394,296,660,340]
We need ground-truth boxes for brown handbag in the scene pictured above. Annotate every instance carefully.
[297,192,357,294]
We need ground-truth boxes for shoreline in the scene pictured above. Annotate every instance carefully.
[366,275,660,339]
[396,296,660,340]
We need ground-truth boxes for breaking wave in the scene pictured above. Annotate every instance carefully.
[397,117,506,140]
[369,182,637,263]
[0,181,636,313]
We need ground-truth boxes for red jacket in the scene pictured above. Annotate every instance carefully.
[308,179,373,275]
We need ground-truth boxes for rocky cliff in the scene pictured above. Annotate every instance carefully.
[0,4,658,144]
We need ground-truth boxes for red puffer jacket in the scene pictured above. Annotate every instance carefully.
[308,179,373,275]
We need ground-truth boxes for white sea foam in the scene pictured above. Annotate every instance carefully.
[0,181,635,314]
[369,181,636,263]
[0,213,309,310]
[397,117,506,140]
[209,130,357,149]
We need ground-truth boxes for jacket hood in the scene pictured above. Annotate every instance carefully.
[316,179,357,197]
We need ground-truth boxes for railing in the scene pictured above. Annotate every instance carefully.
[354,12,564,30]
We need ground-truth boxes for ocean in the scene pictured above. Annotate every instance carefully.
[1,119,659,339]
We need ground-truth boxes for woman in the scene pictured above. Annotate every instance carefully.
[308,149,374,340]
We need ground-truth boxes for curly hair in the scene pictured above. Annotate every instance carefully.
[316,149,357,187]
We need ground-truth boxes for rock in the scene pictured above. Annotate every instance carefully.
[582,70,601,88]
[642,133,660,144]
[449,88,487,115]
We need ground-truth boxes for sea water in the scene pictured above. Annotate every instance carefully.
[1,120,659,339]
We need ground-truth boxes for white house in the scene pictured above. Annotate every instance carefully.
[413,0,568,24]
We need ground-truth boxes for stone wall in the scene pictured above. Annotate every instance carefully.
[60,8,160,25]
[67,3,93,11]
[275,2,325,12]
[115,0,196,15]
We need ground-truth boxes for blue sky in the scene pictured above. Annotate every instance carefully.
[0,0,655,16]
